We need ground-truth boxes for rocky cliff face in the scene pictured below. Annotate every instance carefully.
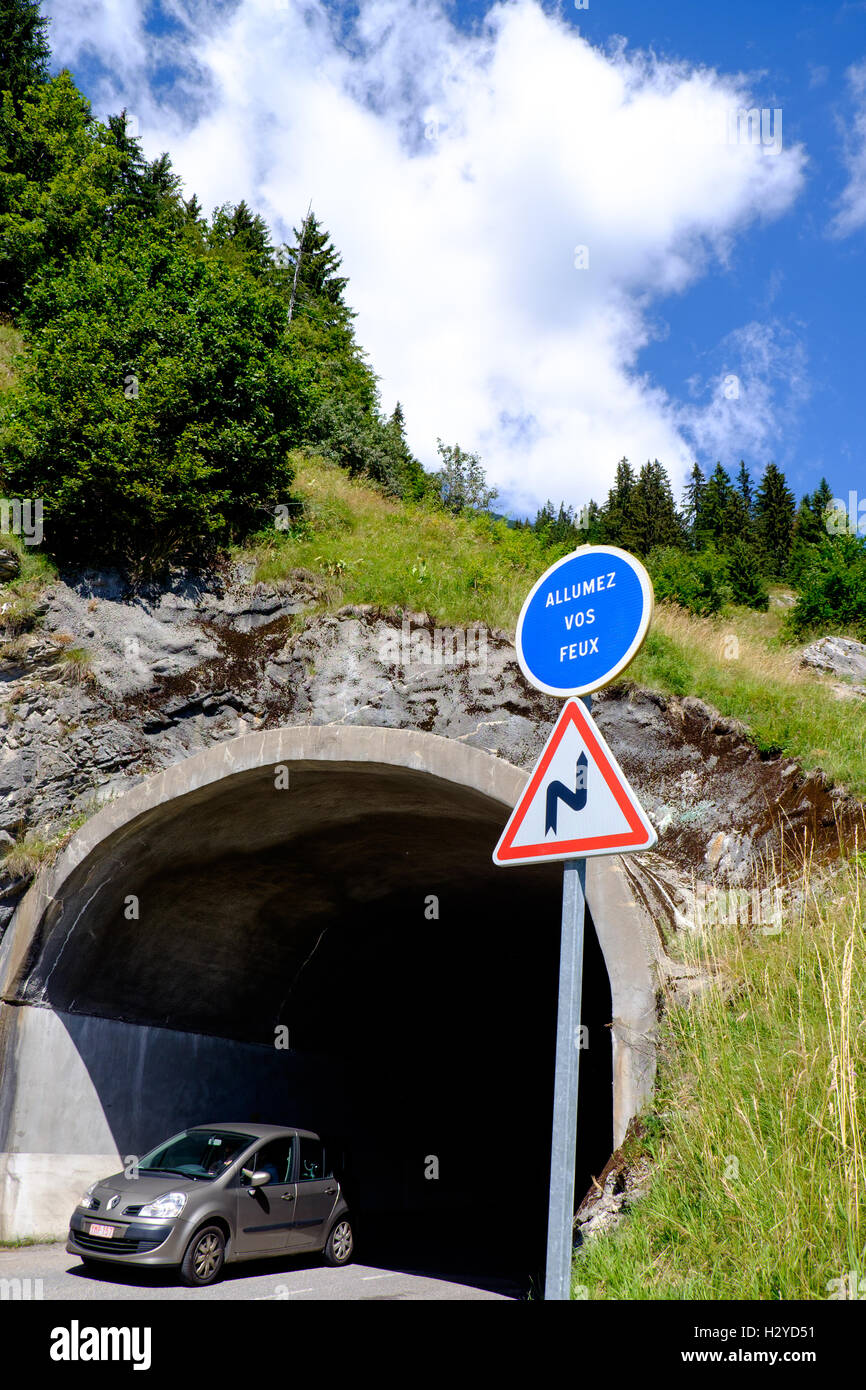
[1,564,860,933]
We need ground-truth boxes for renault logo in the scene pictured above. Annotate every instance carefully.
[106,1194,120,1211]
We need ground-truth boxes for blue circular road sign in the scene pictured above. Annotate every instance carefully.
[516,545,653,697]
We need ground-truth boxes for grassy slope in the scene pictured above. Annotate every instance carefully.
[242,454,866,797]
[574,859,864,1299]
[241,458,865,1300]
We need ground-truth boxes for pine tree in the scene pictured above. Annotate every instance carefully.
[789,477,835,582]
[283,211,350,319]
[631,459,685,555]
[755,462,796,578]
[796,477,834,543]
[103,111,182,225]
[284,208,379,420]
[600,457,638,549]
[0,0,50,110]
[682,463,706,545]
[735,460,753,518]
[699,463,738,548]
[383,401,427,500]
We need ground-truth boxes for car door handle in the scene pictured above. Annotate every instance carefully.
[324,1187,337,1195]
[281,1193,296,1201]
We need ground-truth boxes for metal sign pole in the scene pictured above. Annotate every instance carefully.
[544,690,591,1302]
[544,854,587,1300]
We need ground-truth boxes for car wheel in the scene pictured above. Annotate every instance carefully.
[323,1217,353,1267]
[180,1225,226,1287]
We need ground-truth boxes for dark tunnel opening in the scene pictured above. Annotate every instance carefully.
[15,765,615,1294]
[274,842,614,1290]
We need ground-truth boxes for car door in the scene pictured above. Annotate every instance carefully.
[233,1135,298,1256]
[290,1136,339,1251]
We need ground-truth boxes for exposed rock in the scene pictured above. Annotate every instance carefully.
[801,635,866,682]
[575,1123,652,1244]
[0,549,20,582]
[0,564,863,897]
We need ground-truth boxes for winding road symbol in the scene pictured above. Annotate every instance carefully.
[545,753,588,835]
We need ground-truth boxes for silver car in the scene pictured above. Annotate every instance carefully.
[66,1122,353,1286]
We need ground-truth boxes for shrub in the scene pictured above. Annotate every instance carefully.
[647,546,733,616]
[785,534,866,639]
[0,221,315,572]
[724,537,770,610]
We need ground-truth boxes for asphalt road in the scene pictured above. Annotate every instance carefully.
[0,1242,518,1301]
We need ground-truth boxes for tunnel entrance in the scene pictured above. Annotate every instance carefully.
[1,730,626,1292]
[267,815,613,1286]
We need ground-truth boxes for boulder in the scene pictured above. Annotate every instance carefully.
[0,548,20,582]
[801,635,866,682]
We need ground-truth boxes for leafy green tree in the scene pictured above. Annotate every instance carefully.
[755,462,796,578]
[0,221,316,570]
[432,440,497,514]
[0,71,120,307]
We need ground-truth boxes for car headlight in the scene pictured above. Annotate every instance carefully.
[138,1192,187,1220]
[79,1182,99,1211]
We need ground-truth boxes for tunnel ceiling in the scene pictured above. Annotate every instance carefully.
[14,760,563,1041]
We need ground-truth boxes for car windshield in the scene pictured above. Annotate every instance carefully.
[138,1129,256,1181]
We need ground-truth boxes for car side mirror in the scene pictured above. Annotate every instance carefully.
[247,1170,271,1189]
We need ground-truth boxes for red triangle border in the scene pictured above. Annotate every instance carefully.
[495,700,652,862]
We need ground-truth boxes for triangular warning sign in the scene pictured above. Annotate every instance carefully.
[493,698,657,866]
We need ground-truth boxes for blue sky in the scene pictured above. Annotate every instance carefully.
[42,0,866,518]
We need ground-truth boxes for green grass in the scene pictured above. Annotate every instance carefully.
[0,809,92,883]
[630,605,866,798]
[236,452,556,630]
[0,532,58,636]
[0,319,25,395]
[573,857,865,1299]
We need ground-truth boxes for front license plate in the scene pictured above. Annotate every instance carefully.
[87,1223,116,1238]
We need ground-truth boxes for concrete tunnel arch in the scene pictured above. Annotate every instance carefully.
[0,725,662,1275]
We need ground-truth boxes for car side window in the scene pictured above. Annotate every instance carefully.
[240,1137,295,1186]
[298,1137,331,1182]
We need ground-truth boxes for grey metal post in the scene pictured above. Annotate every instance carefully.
[544,693,591,1301]
[544,856,587,1299]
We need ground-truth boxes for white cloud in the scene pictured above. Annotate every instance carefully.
[43,0,807,513]
[677,321,810,475]
[829,58,866,238]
